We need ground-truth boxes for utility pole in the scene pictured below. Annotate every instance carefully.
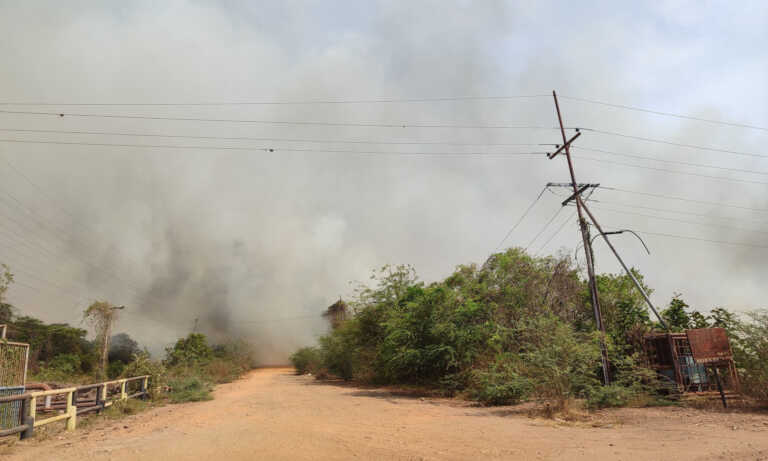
[578,201,669,330]
[548,90,611,385]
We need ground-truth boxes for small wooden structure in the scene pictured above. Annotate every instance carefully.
[322,299,348,330]
[643,328,739,397]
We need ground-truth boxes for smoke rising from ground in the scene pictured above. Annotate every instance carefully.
[0,1,766,362]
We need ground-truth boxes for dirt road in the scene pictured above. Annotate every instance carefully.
[6,368,768,460]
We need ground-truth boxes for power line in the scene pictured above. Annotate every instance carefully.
[574,146,768,177]
[524,205,564,251]
[0,109,561,130]
[535,188,597,256]
[560,95,768,133]
[576,154,768,186]
[535,209,577,256]
[628,229,768,249]
[4,93,764,132]
[0,94,551,106]
[591,199,768,225]
[0,183,156,300]
[0,138,548,157]
[493,186,548,251]
[592,205,768,236]
[0,127,558,148]
[583,128,768,159]
[602,187,768,213]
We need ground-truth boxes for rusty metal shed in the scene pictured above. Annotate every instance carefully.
[643,327,739,397]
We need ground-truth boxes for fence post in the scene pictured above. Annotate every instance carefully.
[65,390,76,431]
[19,397,34,440]
[29,395,37,421]
[120,380,127,401]
[95,384,103,414]
[141,376,149,399]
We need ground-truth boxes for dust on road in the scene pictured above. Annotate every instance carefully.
[5,368,768,460]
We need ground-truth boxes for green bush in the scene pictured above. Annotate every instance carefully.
[167,376,213,403]
[164,333,213,367]
[32,353,87,383]
[290,347,322,375]
[121,351,167,399]
[107,360,125,379]
[205,358,245,384]
[470,363,532,406]
[288,250,768,410]
[47,353,82,374]
[732,311,768,402]
[585,384,637,408]
[318,327,360,380]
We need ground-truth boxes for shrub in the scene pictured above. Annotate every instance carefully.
[470,363,532,406]
[121,351,167,399]
[733,310,768,402]
[47,353,81,375]
[511,315,602,405]
[585,384,637,408]
[167,376,213,403]
[32,353,86,383]
[290,347,322,375]
[107,360,125,379]
[203,339,257,383]
[104,398,149,418]
[205,358,245,384]
[289,250,756,411]
[164,333,213,367]
[318,329,359,380]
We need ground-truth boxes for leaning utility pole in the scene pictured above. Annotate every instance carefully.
[578,199,669,330]
[548,90,611,385]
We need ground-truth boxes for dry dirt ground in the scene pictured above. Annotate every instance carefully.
[4,367,768,461]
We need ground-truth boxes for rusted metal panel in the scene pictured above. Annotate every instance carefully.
[686,328,732,364]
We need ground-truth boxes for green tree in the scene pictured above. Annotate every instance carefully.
[165,333,213,367]
[0,264,14,326]
[0,264,13,304]
[595,271,651,346]
[661,296,691,331]
[709,307,738,332]
[688,311,710,329]
[0,303,13,324]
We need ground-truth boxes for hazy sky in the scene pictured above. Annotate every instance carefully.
[0,1,766,360]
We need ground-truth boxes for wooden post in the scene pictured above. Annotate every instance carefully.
[141,376,149,399]
[95,384,103,414]
[20,397,34,440]
[65,391,76,431]
[120,380,127,401]
[29,396,37,420]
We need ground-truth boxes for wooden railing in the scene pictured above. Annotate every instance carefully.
[0,375,150,439]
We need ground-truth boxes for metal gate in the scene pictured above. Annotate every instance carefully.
[0,338,29,430]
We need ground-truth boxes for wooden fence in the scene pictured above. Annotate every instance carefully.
[0,375,150,439]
